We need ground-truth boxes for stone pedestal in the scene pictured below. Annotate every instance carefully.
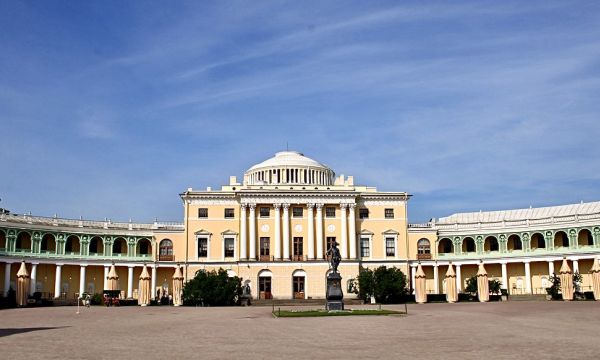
[326,272,344,310]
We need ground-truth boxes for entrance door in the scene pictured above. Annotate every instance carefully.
[293,276,305,299]
[259,277,272,299]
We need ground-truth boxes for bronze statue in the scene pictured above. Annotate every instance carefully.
[326,242,341,273]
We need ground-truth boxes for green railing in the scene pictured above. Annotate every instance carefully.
[0,249,154,261]
[436,245,600,260]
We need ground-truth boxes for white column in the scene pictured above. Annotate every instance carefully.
[307,203,315,260]
[249,204,256,260]
[54,264,62,299]
[30,263,38,295]
[316,204,324,259]
[572,259,579,273]
[433,264,439,294]
[79,265,86,297]
[274,204,281,260]
[548,260,555,276]
[282,204,290,260]
[151,265,157,300]
[348,204,356,259]
[524,261,531,294]
[127,266,134,299]
[103,265,109,291]
[240,204,247,260]
[411,265,417,294]
[455,264,462,292]
[4,263,11,296]
[340,204,348,259]
[501,262,508,290]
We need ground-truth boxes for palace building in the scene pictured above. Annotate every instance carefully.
[1,151,599,301]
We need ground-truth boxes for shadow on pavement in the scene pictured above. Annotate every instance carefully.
[0,326,69,338]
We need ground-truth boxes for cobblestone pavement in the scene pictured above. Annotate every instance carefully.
[1,301,598,359]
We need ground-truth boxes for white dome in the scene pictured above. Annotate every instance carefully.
[244,151,335,186]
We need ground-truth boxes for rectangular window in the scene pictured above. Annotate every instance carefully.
[325,207,336,218]
[260,237,270,257]
[359,208,369,219]
[224,208,234,218]
[198,238,208,258]
[293,237,303,261]
[259,207,270,217]
[386,237,395,257]
[224,238,234,258]
[198,208,208,218]
[292,207,303,217]
[385,208,394,219]
[326,237,336,252]
[360,237,370,257]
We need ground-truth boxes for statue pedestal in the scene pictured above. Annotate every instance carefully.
[326,272,344,311]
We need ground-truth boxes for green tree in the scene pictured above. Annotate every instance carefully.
[546,273,561,300]
[182,268,242,306]
[465,276,502,296]
[355,266,408,303]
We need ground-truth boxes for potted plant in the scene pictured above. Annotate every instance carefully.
[489,279,502,301]
[546,273,561,300]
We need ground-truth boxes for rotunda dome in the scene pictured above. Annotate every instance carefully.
[244,151,335,186]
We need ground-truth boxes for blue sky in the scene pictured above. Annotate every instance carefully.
[1,1,600,223]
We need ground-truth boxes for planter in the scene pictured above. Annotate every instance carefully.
[501,295,508,301]
[546,294,553,301]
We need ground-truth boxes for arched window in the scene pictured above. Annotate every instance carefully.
[417,239,431,260]
[159,239,174,261]
[438,238,453,254]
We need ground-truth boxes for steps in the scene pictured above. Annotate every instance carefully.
[508,294,547,301]
[252,298,364,306]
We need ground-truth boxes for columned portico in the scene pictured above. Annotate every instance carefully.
[340,204,348,259]
[54,264,62,299]
[455,264,462,291]
[316,204,324,259]
[548,260,555,276]
[103,265,109,291]
[307,203,315,260]
[410,264,416,294]
[30,263,38,295]
[501,262,508,290]
[240,204,247,260]
[248,204,256,260]
[127,266,134,299]
[79,264,87,297]
[151,265,157,300]
[524,261,532,294]
[348,204,356,259]
[274,204,281,260]
[4,262,11,296]
[433,263,439,293]
[282,204,290,260]
[572,258,579,273]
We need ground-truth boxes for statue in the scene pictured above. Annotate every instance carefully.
[326,242,342,273]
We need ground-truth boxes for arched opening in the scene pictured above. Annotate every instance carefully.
[0,230,6,250]
[438,238,453,254]
[554,231,569,248]
[292,269,306,299]
[16,232,32,252]
[578,229,594,247]
[258,270,273,300]
[159,239,174,261]
[65,235,81,255]
[530,233,545,250]
[417,238,431,259]
[40,233,56,253]
[462,237,476,253]
[136,238,152,257]
[89,236,104,255]
[507,234,522,251]
[113,237,128,256]
[484,236,499,252]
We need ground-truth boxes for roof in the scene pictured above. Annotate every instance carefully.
[247,151,332,172]
[437,201,600,224]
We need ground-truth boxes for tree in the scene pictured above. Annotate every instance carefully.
[546,273,561,300]
[465,276,502,296]
[355,266,408,304]
[182,268,242,306]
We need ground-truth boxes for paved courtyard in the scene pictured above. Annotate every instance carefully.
[1,301,599,359]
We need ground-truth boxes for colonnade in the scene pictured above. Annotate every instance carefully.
[2,261,162,300]
[239,203,357,261]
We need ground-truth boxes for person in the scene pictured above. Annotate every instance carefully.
[326,242,342,273]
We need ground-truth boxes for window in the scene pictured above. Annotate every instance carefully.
[224,238,234,257]
[293,276,305,296]
[386,237,395,256]
[359,208,369,219]
[293,237,303,260]
[292,207,303,217]
[325,207,336,218]
[198,238,208,257]
[417,239,430,254]
[198,208,208,218]
[360,237,370,257]
[326,237,336,252]
[224,208,234,218]
[385,208,394,219]
[159,239,173,261]
[260,237,270,259]
[259,207,270,217]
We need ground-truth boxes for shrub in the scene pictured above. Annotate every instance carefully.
[465,276,503,295]
[355,266,408,304]
[546,273,561,300]
[182,268,242,306]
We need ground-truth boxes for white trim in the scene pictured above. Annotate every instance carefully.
[195,234,211,260]
[222,234,237,261]
[359,234,373,260]
[384,234,398,259]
